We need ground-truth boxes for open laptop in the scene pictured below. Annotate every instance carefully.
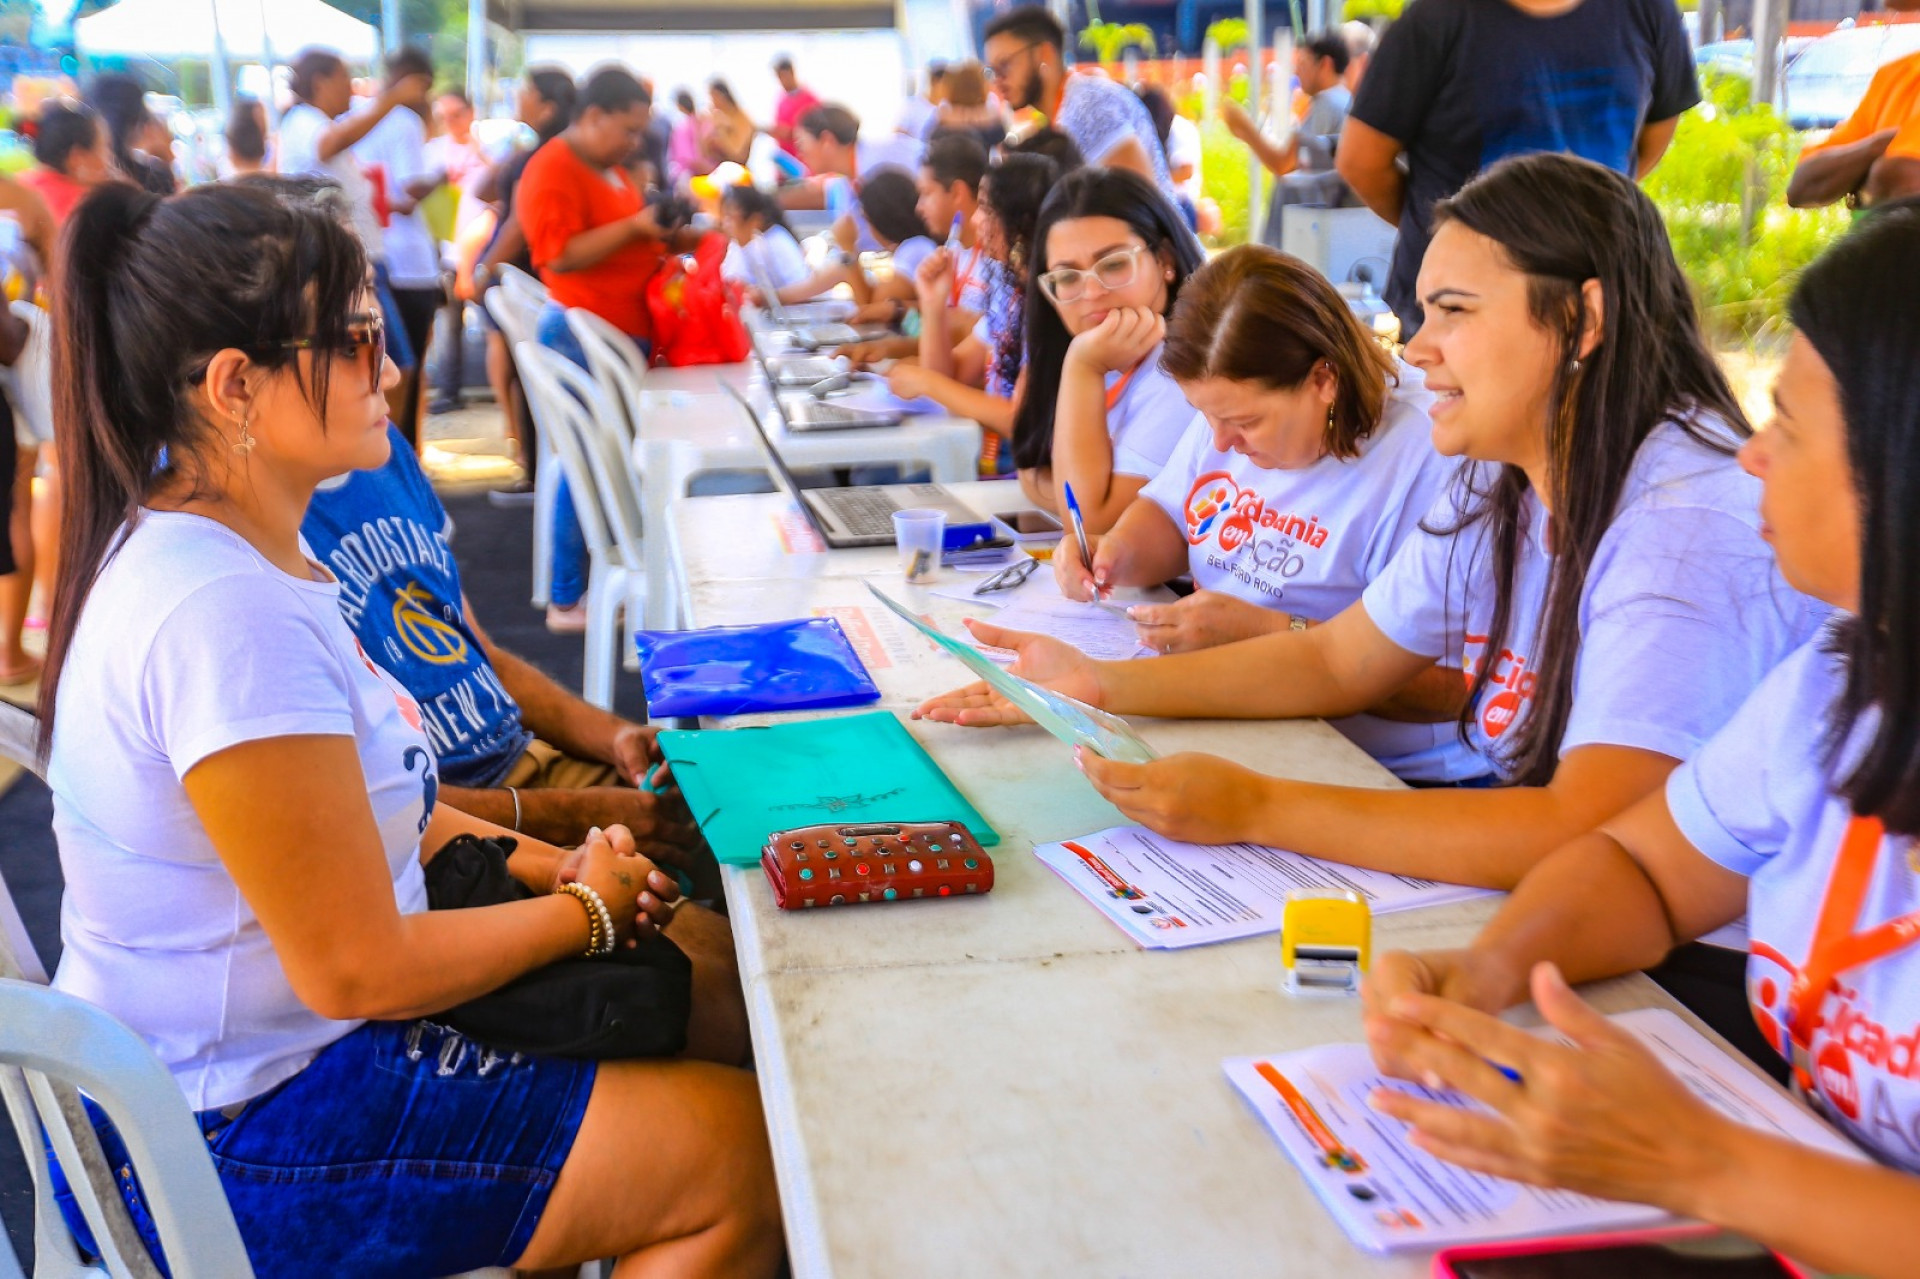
[750,347,902,432]
[724,382,977,548]
[750,253,891,351]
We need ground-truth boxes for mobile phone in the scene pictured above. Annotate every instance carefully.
[1433,1227,1806,1279]
[993,510,1064,537]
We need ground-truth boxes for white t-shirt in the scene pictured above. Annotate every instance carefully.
[723,225,810,291]
[1057,73,1179,205]
[278,101,385,259]
[1666,633,1920,1170]
[1140,369,1478,782]
[1361,419,1825,777]
[745,131,789,189]
[1166,112,1203,202]
[891,234,937,283]
[47,511,435,1112]
[1105,343,1196,478]
[354,107,438,286]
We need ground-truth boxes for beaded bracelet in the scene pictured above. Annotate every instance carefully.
[555,882,617,957]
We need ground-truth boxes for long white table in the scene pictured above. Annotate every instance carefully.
[628,362,981,628]
[667,484,1780,1278]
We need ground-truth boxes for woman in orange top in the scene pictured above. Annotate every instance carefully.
[21,100,114,226]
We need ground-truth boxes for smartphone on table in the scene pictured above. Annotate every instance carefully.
[1433,1226,1807,1279]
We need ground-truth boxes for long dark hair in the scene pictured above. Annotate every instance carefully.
[37,181,369,752]
[527,67,578,143]
[857,169,933,248]
[978,153,1056,398]
[1012,167,1204,471]
[1433,153,1747,785]
[721,183,793,239]
[86,73,169,192]
[1794,202,1920,835]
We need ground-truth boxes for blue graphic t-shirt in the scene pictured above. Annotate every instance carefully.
[1350,0,1699,332]
[302,426,535,787]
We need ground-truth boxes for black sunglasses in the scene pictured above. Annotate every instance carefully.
[190,310,387,392]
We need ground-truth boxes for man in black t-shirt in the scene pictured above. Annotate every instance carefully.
[1337,0,1698,335]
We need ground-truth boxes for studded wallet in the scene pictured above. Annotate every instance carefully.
[761,821,995,909]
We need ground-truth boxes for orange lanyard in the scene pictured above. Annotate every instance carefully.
[950,241,983,308]
[1105,358,1146,413]
[1785,815,1920,1094]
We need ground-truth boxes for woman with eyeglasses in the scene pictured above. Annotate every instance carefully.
[36,180,780,1277]
[1357,204,1920,1279]
[918,154,1823,892]
[1053,244,1482,785]
[1011,166,1205,530]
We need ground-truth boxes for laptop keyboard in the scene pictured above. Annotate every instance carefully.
[795,401,891,428]
[826,487,905,537]
[772,357,843,384]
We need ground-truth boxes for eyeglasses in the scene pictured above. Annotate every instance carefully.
[986,41,1041,84]
[971,555,1039,596]
[189,310,387,393]
[1038,244,1148,305]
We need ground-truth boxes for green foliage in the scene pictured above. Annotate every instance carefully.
[1204,18,1248,52]
[1645,72,1849,341]
[1200,118,1251,248]
[1342,0,1405,20]
[1079,21,1157,64]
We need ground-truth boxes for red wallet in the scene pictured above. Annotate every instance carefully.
[761,821,995,909]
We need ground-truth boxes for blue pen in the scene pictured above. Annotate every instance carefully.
[1486,1059,1523,1084]
[1063,482,1094,588]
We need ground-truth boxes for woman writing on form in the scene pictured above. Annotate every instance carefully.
[918,154,1822,890]
[1360,202,1920,1279]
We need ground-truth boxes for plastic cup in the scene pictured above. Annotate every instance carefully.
[893,509,946,584]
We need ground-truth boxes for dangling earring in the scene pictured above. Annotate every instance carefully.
[1009,243,1025,274]
[1325,403,1336,433]
[232,410,256,455]
[1568,357,1582,374]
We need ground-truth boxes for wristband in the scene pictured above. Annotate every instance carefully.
[555,882,617,957]
[506,785,522,832]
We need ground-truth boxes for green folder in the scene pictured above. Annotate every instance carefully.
[658,711,999,866]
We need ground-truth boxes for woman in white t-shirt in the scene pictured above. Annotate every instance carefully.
[37,181,779,1278]
[1359,203,1920,1279]
[718,184,812,294]
[917,154,1822,890]
[1010,166,1206,530]
[1053,245,1479,784]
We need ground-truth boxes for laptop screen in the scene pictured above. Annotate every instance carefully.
[747,249,793,327]
[720,381,828,539]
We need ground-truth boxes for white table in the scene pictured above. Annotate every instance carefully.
[628,363,982,628]
[666,485,1781,1278]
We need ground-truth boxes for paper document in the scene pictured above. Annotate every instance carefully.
[977,595,1155,662]
[864,583,1159,763]
[1034,825,1492,949]
[1225,1007,1862,1255]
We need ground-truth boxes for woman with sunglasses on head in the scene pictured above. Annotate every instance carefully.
[1357,204,1920,1279]
[1054,244,1482,785]
[919,154,1823,890]
[1012,166,1205,529]
[884,152,1058,472]
[37,180,780,1277]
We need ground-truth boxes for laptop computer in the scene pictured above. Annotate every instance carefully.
[761,352,847,388]
[749,252,892,351]
[724,382,979,548]
[750,347,902,432]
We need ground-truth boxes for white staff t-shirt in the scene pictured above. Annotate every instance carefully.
[1140,369,1479,782]
[1360,417,1825,777]
[47,511,436,1111]
[1106,343,1196,479]
[722,225,810,291]
[353,107,437,287]
[1667,633,1920,1171]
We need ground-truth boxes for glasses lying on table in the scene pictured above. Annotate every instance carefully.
[972,556,1040,596]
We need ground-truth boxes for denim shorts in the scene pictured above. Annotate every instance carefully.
[51,1019,597,1279]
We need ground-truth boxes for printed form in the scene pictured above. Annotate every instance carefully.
[1224,1008,1863,1254]
[1032,825,1492,949]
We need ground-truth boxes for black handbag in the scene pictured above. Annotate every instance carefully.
[419,834,694,1059]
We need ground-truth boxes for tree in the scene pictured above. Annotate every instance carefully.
[1080,20,1156,64]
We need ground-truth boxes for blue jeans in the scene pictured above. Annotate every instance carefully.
[49,1020,596,1278]
[372,261,417,373]
[535,305,650,609]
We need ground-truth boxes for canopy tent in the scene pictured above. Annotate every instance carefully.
[492,0,893,32]
[74,0,379,62]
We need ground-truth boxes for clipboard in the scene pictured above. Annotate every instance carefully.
[864,583,1160,764]
[658,710,999,866]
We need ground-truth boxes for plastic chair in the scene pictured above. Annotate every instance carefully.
[563,309,649,446]
[487,286,558,611]
[497,263,549,316]
[515,342,648,709]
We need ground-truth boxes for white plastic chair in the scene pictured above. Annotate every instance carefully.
[515,342,648,709]
[563,309,650,446]
[486,286,559,610]
[5,302,53,446]
[497,264,549,317]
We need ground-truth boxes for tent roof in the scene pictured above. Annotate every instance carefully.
[75,0,379,62]
[496,0,895,32]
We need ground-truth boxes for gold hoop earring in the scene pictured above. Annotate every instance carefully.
[232,410,256,455]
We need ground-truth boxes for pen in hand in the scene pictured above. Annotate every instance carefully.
[1063,482,1101,599]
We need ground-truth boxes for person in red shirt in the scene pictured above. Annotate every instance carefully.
[516,66,689,630]
[771,56,820,160]
[21,99,114,227]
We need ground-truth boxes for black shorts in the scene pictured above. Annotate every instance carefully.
[390,284,444,380]
[0,391,17,578]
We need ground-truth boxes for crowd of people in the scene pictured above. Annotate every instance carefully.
[7,1,1920,1274]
